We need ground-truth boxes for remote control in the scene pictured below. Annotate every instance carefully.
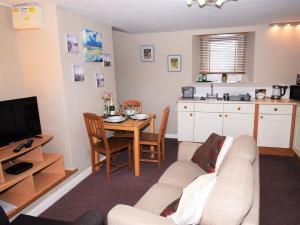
[13,143,26,153]
[24,139,34,148]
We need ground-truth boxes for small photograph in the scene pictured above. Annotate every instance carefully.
[167,55,181,72]
[96,73,104,87]
[103,54,111,67]
[140,45,154,62]
[66,34,79,53]
[73,64,84,82]
[255,89,266,99]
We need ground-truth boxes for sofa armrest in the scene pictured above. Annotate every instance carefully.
[177,142,202,162]
[108,204,176,225]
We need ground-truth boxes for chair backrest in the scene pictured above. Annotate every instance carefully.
[158,106,170,144]
[121,99,142,112]
[83,113,110,151]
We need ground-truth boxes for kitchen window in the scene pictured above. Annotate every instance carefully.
[200,33,248,82]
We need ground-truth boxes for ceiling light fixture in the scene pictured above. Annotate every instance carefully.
[187,0,237,8]
[269,21,300,27]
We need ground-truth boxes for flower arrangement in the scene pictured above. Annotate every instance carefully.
[102,91,113,116]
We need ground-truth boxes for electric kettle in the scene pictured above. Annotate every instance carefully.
[271,85,288,99]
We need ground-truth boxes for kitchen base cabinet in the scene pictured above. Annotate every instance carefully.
[194,112,223,142]
[293,107,300,157]
[178,111,194,142]
[223,113,254,139]
[257,114,292,148]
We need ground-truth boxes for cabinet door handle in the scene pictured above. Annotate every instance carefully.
[219,114,222,118]
[237,107,241,111]
[225,114,228,117]
[184,106,187,109]
[274,108,278,111]
[260,115,263,119]
[189,113,193,117]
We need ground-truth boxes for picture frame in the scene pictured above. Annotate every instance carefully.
[103,54,111,67]
[66,34,79,54]
[82,28,103,62]
[96,73,104,87]
[140,45,154,62]
[167,55,181,72]
[72,64,84,82]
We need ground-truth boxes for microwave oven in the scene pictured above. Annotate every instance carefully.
[289,85,300,100]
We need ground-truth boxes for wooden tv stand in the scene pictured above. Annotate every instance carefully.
[0,135,75,218]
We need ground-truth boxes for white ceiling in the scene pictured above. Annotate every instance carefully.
[2,0,300,33]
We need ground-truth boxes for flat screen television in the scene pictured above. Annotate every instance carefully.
[0,97,42,147]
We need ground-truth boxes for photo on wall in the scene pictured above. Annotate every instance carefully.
[73,64,84,82]
[66,34,79,53]
[140,45,154,62]
[167,55,181,72]
[82,28,103,62]
[103,54,111,67]
[96,73,104,87]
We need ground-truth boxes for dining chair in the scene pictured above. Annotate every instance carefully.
[83,113,132,179]
[113,99,142,138]
[121,99,142,113]
[139,106,170,168]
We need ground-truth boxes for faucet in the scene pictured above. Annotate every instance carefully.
[206,83,218,100]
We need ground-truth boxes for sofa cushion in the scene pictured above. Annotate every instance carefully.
[135,183,182,215]
[218,135,257,174]
[159,161,206,188]
[200,158,254,225]
[191,133,225,172]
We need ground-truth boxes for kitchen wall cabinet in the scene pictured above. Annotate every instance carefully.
[257,104,293,148]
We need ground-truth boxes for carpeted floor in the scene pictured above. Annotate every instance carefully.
[40,139,300,225]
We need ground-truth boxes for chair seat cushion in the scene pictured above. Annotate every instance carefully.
[135,183,182,215]
[95,137,131,153]
[159,161,206,188]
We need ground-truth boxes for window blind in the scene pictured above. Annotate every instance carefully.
[200,33,247,74]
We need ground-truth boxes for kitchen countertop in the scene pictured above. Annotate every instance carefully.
[178,97,300,105]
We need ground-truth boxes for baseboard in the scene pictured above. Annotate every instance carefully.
[26,166,92,216]
[165,133,178,139]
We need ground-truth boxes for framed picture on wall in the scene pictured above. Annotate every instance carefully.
[72,64,84,82]
[82,28,103,62]
[103,54,111,67]
[96,73,105,87]
[140,45,154,62]
[66,34,79,53]
[167,55,181,72]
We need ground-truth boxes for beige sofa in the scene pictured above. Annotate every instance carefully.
[108,135,260,225]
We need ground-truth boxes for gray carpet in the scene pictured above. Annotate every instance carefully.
[40,139,300,225]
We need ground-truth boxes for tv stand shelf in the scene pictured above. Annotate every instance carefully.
[0,135,74,218]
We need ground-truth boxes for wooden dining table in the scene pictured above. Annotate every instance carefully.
[103,113,156,176]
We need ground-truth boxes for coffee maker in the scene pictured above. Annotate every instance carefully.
[271,85,288,99]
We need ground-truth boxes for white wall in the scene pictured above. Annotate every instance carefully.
[113,24,300,135]
[56,6,118,170]
[0,5,26,100]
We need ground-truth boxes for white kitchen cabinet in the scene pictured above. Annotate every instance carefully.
[257,114,292,148]
[194,112,223,142]
[178,111,194,142]
[293,106,300,156]
[223,113,254,139]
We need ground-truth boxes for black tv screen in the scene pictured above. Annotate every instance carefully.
[0,97,42,147]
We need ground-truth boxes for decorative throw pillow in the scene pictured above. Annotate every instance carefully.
[192,133,225,172]
[168,173,217,225]
[160,197,181,217]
